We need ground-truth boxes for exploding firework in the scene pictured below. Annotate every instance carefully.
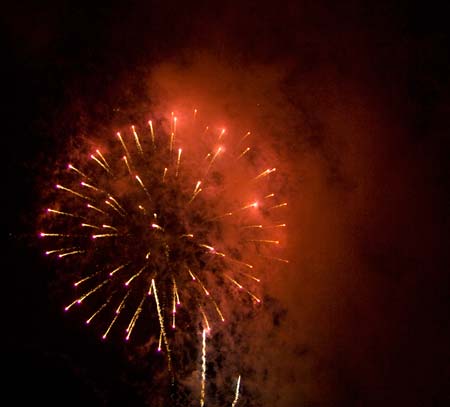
[39,110,288,376]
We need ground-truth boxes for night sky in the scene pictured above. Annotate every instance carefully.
[3,1,449,406]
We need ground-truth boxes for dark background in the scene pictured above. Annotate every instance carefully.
[3,1,449,406]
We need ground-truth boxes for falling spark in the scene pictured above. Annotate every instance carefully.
[125,293,146,341]
[58,250,85,258]
[176,148,182,177]
[91,153,110,173]
[231,375,241,407]
[68,164,87,178]
[269,202,288,210]
[148,120,155,147]
[47,208,82,219]
[200,329,207,407]
[56,184,92,201]
[87,203,107,215]
[253,167,276,181]
[237,147,250,160]
[152,279,171,370]
[131,125,144,155]
[80,181,103,193]
[116,132,131,158]
[96,149,111,171]
[123,155,133,177]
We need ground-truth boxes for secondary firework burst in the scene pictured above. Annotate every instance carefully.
[39,109,288,371]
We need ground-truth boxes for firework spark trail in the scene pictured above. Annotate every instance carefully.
[200,328,207,407]
[231,375,241,407]
[39,110,288,384]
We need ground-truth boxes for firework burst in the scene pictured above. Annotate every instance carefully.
[39,109,288,375]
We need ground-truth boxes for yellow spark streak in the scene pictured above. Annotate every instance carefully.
[231,375,241,407]
[152,279,171,370]
[108,195,126,214]
[225,274,261,303]
[124,265,146,286]
[123,155,133,177]
[102,224,118,231]
[67,164,87,178]
[77,280,108,303]
[210,202,258,220]
[241,224,263,229]
[87,203,107,215]
[240,201,259,210]
[102,291,130,339]
[193,108,198,119]
[259,255,289,263]
[64,298,79,312]
[200,308,211,332]
[240,131,251,143]
[45,247,77,256]
[264,193,275,199]
[188,188,202,204]
[147,283,153,296]
[234,269,261,283]
[58,250,85,258]
[169,132,174,153]
[246,239,280,245]
[40,232,72,237]
[172,282,176,329]
[173,116,177,136]
[199,244,215,252]
[65,280,109,312]
[131,125,143,155]
[224,274,243,289]
[46,208,81,218]
[237,147,250,160]
[90,154,110,173]
[105,200,125,217]
[116,132,131,158]
[125,293,146,341]
[92,233,119,239]
[81,223,101,229]
[180,233,194,239]
[176,148,182,177]
[80,181,103,193]
[148,120,155,146]
[151,223,164,231]
[102,313,119,340]
[135,175,152,201]
[219,128,226,139]
[190,271,209,296]
[96,149,111,171]
[194,180,202,194]
[162,167,168,182]
[158,330,162,351]
[200,329,207,407]
[224,256,254,269]
[56,184,92,201]
[187,266,196,281]
[263,223,286,229]
[269,202,288,210]
[74,270,101,286]
[206,146,222,174]
[211,299,225,322]
[253,167,277,180]
[86,295,112,325]
[174,279,180,305]
[115,291,131,314]
[109,264,127,277]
